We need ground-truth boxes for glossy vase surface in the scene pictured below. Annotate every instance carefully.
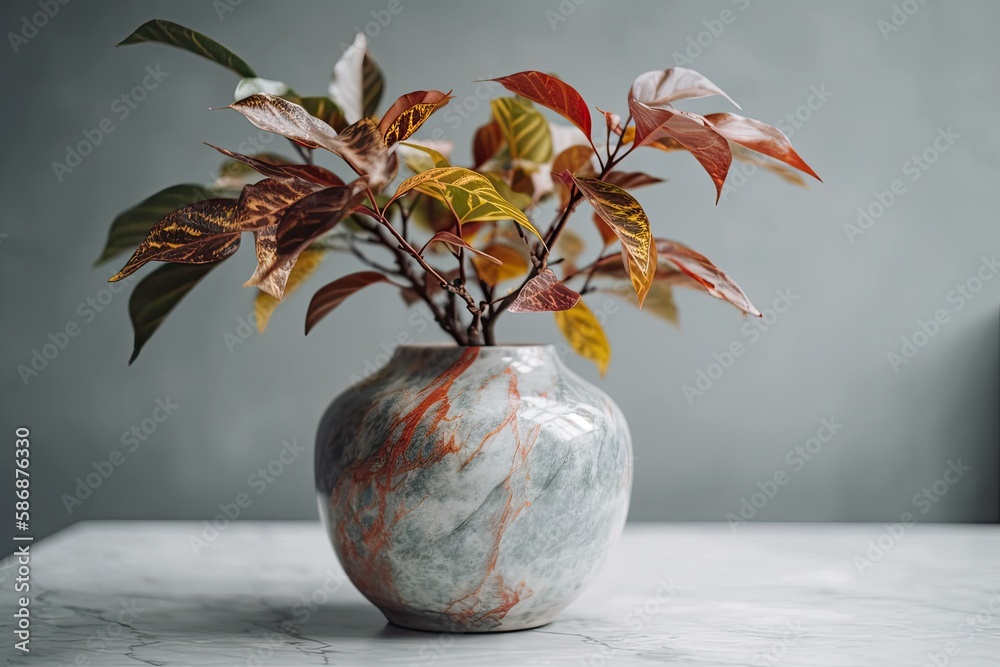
[315,344,632,632]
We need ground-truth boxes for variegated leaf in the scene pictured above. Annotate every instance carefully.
[96,184,213,266]
[234,177,325,231]
[379,90,453,146]
[251,181,368,296]
[393,167,543,240]
[603,171,664,190]
[564,174,655,305]
[490,97,553,166]
[297,96,348,132]
[110,199,241,282]
[207,144,345,187]
[225,95,392,190]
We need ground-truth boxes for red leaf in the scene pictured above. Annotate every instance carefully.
[603,171,664,189]
[490,71,592,141]
[704,113,820,181]
[424,231,502,264]
[628,98,732,202]
[509,268,581,313]
[305,271,390,334]
[378,90,453,146]
[596,106,622,135]
[629,68,740,109]
[207,144,346,187]
[472,120,504,167]
[655,239,760,316]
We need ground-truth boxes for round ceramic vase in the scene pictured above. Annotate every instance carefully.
[315,344,632,632]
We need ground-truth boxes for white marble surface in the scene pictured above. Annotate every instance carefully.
[2,521,999,666]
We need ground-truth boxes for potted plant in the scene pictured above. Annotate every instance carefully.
[100,19,818,632]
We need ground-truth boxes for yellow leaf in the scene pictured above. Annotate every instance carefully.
[554,301,611,376]
[571,175,655,306]
[398,141,451,173]
[490,97,553,166]
[393,167,543,241]
[472,243,530,285]
[253,247,325,332]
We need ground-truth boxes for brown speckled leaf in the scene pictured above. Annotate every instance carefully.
[246,181,368,299]
[234,177,325,231]
[226,95,392,190]
[110,199,241,282]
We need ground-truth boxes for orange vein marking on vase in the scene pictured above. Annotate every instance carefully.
[443,374,540,627]
[459,368,520,471]
[332,348,480,605]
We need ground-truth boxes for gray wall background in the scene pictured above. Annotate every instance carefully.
[2,0,997,549]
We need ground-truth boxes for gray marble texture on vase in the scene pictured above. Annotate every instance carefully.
[1,521,998,665]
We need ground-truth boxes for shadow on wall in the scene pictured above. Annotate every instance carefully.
[942,311,1000,521]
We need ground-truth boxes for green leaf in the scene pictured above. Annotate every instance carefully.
[490,97,553,166]
[96,184,213,266]
[117,19,256,78]
[127,262,217,364]
[362,52,384,118]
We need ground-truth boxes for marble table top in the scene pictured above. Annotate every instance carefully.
[2,521,998,666]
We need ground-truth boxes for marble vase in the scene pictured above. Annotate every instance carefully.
[315,344,632,632]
